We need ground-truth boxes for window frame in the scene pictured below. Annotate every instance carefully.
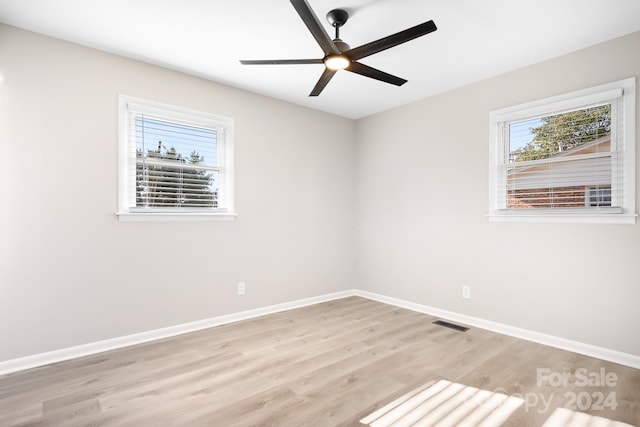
[117,95,236,222]
[488,78,636,224]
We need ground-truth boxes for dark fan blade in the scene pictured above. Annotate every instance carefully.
[346,61,407,86]
[240,59,323,65]
[345,20,437,61]
[309,68,336,96]
[290,0,339,56]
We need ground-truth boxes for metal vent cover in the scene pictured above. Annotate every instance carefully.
[433,320,469,332]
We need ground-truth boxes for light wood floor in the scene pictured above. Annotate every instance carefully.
[0,297,638,426]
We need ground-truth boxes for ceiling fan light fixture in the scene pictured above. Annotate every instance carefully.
[324,54,350,70]
[240,0,437,96]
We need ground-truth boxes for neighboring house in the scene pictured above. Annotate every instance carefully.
[507,136,612,208]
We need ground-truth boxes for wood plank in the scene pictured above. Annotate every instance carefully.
[0,297,637,426]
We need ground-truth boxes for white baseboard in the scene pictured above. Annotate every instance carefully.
[1,289,638,376]
[0,290,355,376]
[354,290,640,370]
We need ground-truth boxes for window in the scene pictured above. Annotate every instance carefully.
[586,187,611,207]
[488,78,636,223]
[118,96,235,221]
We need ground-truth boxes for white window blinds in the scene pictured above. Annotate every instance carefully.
[130,113,223,209]
[498,102,620,211]
[118,96,235,220]
[488,78,636,223]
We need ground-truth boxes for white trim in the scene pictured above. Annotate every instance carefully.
[116,212,237,222]
[491,87,624,123]
[1,289,639,375]
[487,213,637,224]
[353,290,640,370]
[0,290,354,376]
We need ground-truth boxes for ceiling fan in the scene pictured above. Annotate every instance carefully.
[240,0,437,96]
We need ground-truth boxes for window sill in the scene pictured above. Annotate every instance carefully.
[487,212,637,224]
[117,211,237,222]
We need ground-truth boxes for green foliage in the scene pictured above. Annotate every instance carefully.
[512,104,611,162]
[136,142,216,208]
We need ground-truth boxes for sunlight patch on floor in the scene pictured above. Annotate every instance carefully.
[541,407,634,427]
[360,379,524,427]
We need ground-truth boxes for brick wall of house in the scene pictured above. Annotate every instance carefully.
[507,186,586,208]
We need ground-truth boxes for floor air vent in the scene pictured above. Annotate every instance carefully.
[433,320,469,332]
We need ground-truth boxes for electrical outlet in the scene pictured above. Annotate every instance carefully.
[237,282,246,296]
[462,286,471,299]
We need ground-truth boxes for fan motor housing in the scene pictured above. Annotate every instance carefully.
[333,38,350,52]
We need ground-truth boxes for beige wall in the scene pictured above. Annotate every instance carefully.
[355,31,640,356]
[0,24,356,362]
[2,22,639,364]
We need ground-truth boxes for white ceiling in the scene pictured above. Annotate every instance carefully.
[1,0,640,119]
